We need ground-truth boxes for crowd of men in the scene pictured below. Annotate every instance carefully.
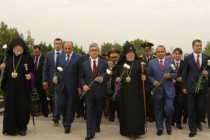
[1,37,210,139]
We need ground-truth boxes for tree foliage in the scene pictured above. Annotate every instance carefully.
[74,44,85,55]
[130,39,144,56]
[203,41,210,56]
[0,22,21,58]
[39,42,53,55]
[100,42,122,55]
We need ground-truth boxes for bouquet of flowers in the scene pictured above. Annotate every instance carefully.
[112,63,130,100]
[54,66,63,101]
[195,60,210,93]
[80,69,112,98]
[151,64,175,95]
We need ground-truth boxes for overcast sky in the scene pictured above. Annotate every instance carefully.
[1,0,210,53]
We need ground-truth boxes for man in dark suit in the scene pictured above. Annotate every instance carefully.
[42,38,63,125]
[80,43,109,140]
[182,39,210,137]
[147,45,177,136]
[33,45,49,117]
[53,41,81,134]
[172,48,186,129]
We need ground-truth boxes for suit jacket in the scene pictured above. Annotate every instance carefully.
[33,55,45,87]
[42,50,63,84]
[55,52,82,94]
[80,58,109,99]
[174,59,184,90]
[81,54,106,62]
[147,57,177,98]
[182,53,210,93]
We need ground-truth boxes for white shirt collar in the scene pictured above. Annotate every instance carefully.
[158,57,165,62]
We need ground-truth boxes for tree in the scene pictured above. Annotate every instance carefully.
[74,44,85,55]
[130,39,144,56]
[39,42,53,56]
[24,31,35,53]
[0,22,36,56]
[100,42,122,54]
[0,22,21,57]
[203,41,210,56]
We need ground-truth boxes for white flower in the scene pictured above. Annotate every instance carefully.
[171,64,175,70]
[141,62,145,65]
[2,44,7,49]
[106,69,111,75]
[57,66,63,72]
[123,63,130,69]
[207,60,210,66]
[123,63,127,68]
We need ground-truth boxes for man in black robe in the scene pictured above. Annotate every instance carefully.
[113,41,145,138]
[0,37,35,136]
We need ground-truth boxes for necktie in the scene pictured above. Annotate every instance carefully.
[34,57,38,70]
[147,57,150,62]
[55,52,60,67]
[176,62,179,71]
[196,55,200,69]
[66,54,70,66]
[93,60,97,76]
[160,59,164,70]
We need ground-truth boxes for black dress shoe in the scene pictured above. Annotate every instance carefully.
[201,119,207,123]
[183,118,187,124]
[189,131,196,137]
[167,130,172,135]
[43,114,48,117]
[197,123,202,131]
[156,130,163,136]
[85,134,95,140]
[54,120,59,126]
[149,118,155,122]
[19,130,26,136]
[64,128,70,134]
[176,124,183,129]
[96,127,100,133]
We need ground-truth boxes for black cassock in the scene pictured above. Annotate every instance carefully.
[2,54,34,135]
[114,60,145,137]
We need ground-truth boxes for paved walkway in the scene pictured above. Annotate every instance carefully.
[0,115,210,140]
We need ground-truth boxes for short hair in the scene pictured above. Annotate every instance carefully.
[64,41,74,47]
[89,43,99,50]
[54,38,62,43]
[156,45,166,51]
[192,39,202,46]
[33,45,41,51]
[173,48,183,54]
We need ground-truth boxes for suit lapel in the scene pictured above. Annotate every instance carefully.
[201,54,207,69]
[87,59,93,77]
[96,59,102,76]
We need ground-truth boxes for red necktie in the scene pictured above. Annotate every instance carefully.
[160,59,164,70]
[34,57,38,70]
[93,60,97,76]
[196,55,200,69]
[176,62,179,71]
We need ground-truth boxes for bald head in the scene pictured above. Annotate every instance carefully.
[64,41,74,54]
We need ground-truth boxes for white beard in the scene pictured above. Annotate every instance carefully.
[126,56,134,62]
[13,50,23,56]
